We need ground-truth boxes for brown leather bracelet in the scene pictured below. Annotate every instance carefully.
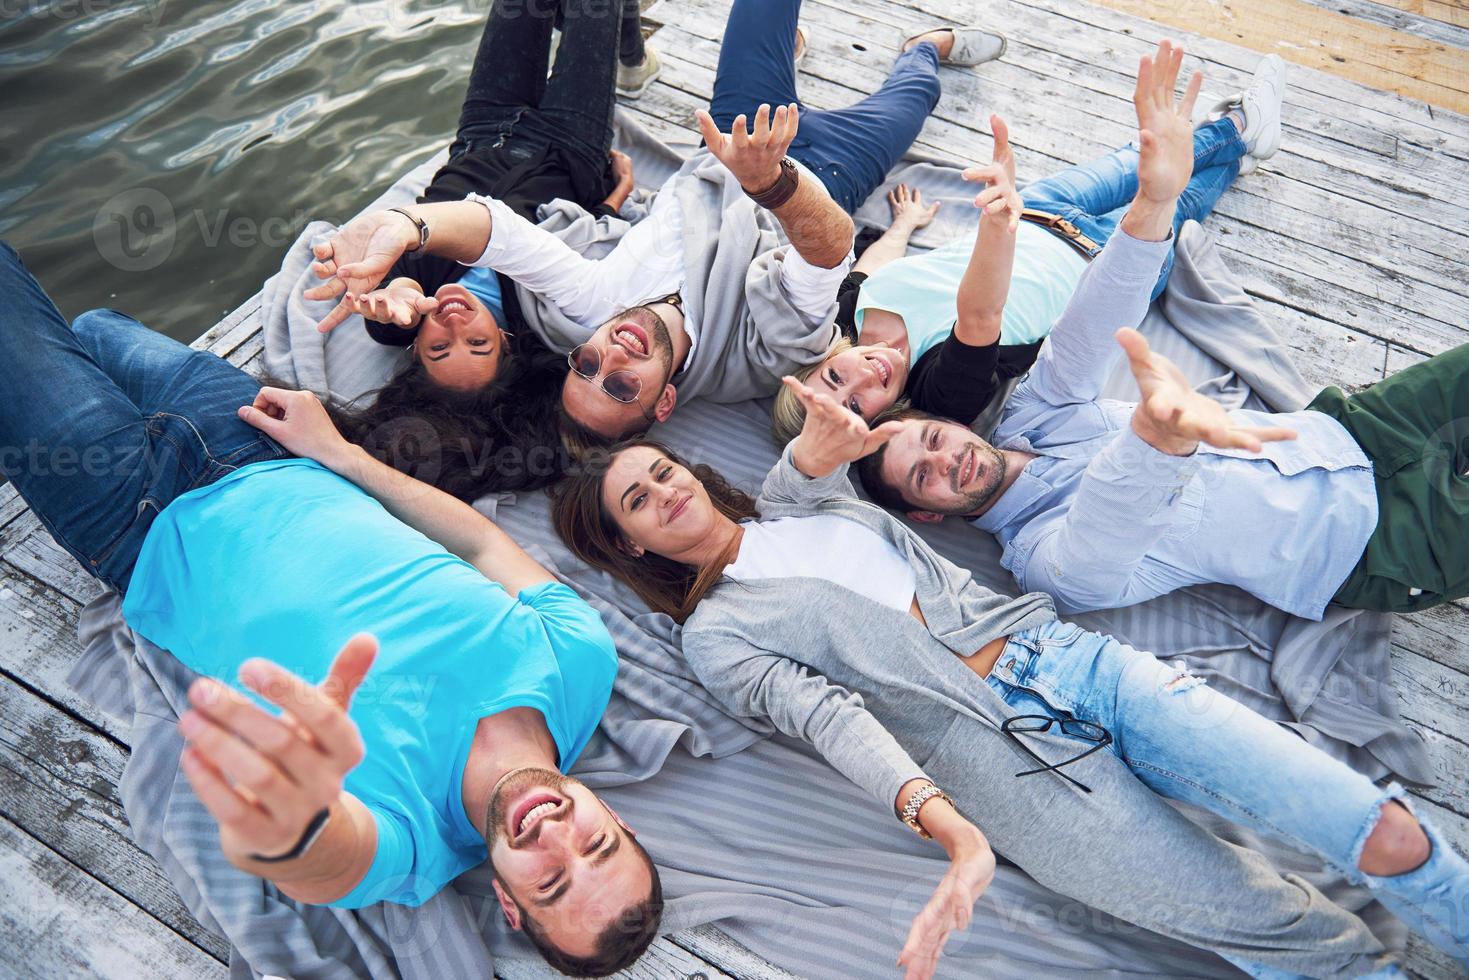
[745,158,800,210]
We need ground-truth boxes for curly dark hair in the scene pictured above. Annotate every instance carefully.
[303,338,573,501]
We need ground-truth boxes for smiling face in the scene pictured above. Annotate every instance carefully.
[562,307,677,440]
[801,343,908,423]
[599,444,721,560]
[878,417,1008,517]
[414,283,508,392]
[487,767,655,962]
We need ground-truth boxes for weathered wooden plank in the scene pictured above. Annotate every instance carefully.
[5,525,105,608]
[0,559,130,744]
[0,817,225,979]
[1002,0,1469,142]
[497,937,738,980]
[673,925,806,980]
[0,669,229,961]
[646,15,1469,355]
[1298,0,1469,48]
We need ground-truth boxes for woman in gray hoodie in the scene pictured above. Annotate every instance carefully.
[552,376,1469,979]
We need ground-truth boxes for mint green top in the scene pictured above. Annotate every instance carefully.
[855,222,1089,359]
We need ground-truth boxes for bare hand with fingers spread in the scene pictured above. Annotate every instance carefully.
[179,635,376,868]
[694,102,801,194]
[784,375,905,478]
[305,212,425,332]
[887,183,941,234]
[1118,327,1297,456]
[349,278,441,329]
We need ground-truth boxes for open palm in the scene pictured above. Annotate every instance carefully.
[1133,39,1203,206]
[303,211,420,332]
[1118,328,1297,455]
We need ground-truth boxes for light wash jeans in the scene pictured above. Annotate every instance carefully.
[989,620,1469,971]
[1022,117,1248,299]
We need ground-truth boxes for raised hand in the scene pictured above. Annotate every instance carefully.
[1118,327,1297,455]
[898,839,996,980]
[238,386,356,471]
[694,103,800,194]
[304,210,423,332]
[179,634,377,865]
[1133,39,1203,207]
[783,375,903,478]
[346,280,439,329]
[887,184,941,234]
[962,115,1023,233]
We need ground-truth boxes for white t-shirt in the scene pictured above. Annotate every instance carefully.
[724,514,916,612]
[469,158,849,366]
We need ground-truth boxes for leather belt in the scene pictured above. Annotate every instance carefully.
[1019,208,1100,261]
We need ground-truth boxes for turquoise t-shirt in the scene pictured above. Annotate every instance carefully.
[458,265,506,326]
[122,458,618,908]
[855,221,1089,359]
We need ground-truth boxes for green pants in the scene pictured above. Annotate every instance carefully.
[1310,342,1469,614]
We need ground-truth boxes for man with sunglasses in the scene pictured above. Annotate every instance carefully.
[311,1,1010,443]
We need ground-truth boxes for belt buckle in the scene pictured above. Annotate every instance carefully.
[1054,218,1081,239]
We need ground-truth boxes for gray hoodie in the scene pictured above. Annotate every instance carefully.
[515,150,842,404]
[678,446,1387,977]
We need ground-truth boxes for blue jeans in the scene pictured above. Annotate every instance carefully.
[708,0,940,213]
[988,620,1469,969]
[0,243,287,593]
[1022,117,1247,299]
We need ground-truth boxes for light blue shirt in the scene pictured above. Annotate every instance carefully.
[974,230,1378,621]
[855,221,1089,358]
[122,459,618,908]
[459,265,507,327]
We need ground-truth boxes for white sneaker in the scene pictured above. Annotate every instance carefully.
[1194,54,1287,175]
[617,45,662,99]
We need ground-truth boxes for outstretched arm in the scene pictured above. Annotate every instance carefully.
[695,104,854,270]
[684,633,995,980]
[1022,40,1203,408]
[853,183,941,277]
[1018,328,1297,613]
[239,387,555,595]
[954,115,1023,349]
[180,635,380,905]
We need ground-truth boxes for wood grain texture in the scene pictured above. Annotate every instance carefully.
[2,0,1466,975]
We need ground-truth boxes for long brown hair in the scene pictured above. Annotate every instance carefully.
[551,440,759,623]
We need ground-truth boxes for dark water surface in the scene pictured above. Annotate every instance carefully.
[2,0,498,342]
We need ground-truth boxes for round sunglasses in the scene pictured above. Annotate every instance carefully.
[568,343,643,404]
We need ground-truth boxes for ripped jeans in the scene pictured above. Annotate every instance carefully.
[989,620,1469,968]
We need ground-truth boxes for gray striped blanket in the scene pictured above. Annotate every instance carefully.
[69,112,1426,978]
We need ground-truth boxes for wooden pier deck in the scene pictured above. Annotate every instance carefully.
[2,0,1467,975]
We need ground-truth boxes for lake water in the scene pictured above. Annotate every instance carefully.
[1,0,497,342]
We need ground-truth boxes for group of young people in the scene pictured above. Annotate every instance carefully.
[4,0,1468,976]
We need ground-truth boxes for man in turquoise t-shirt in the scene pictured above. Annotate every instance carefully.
[0,242,661,977]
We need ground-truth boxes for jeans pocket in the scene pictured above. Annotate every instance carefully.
[88,496,160,588]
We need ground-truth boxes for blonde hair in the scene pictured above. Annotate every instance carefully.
[771,339,853,446]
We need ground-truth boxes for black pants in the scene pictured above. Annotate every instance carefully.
[449,0,628,168]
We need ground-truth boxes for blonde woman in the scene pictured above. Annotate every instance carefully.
[772,51,1288,444]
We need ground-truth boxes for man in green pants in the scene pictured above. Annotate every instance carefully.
[1310,343,1469,614]
[858,233,1469,619]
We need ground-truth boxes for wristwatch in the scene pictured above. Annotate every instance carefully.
[898,783,955,840]
[388,206,430,253]
[250,806,332,863]
[745,158,800,210]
